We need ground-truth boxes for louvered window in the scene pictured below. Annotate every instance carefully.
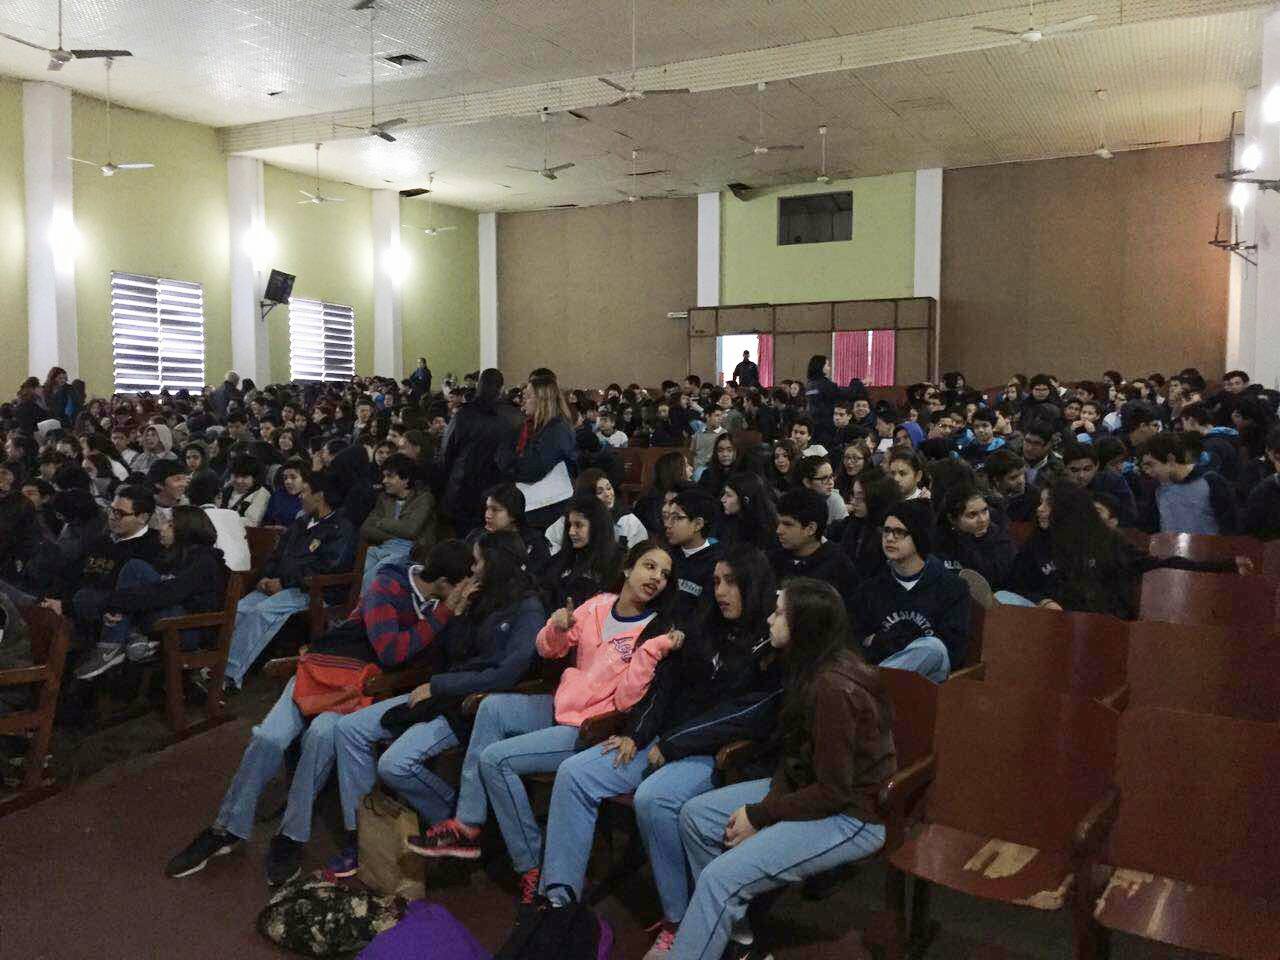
[111,273,206,393]
[289,298,355,381]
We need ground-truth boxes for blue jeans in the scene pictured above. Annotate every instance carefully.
[880,635,950,683]
[100,559,190,649]
[361,540,414,595]
[224,587,308,688]
[542,743,716,918]
[994,590,1036,607]
[459,693,579,873]
[214,678,341,843]
[670,779,886,960]
[334,694,459,831]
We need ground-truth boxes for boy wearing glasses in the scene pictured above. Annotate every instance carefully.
[850,500,970,683]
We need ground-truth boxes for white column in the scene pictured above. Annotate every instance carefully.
[23,82,78,378]
[371,189,404,378]
[478,212,498,370]
[1229,87,1261,373]
[696,192,721,307]
[1253,9,1280,388]
[913,167,943,378]
[227,155,271,384]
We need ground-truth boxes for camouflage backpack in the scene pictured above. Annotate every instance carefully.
[256,876,406,957]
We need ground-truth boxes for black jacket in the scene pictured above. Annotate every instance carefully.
[670,540,725,626]
[771,541,860,608]
[263,510,356,596]
[442,398,518,527]
[850,557,971,667]
[75,529,164,595]
[104,543,227,617]
[430,593,544,700]
[804,376,856,443]
[936,512,1016,590]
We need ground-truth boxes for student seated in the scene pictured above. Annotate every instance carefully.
[469,482,552,577]
[220,454,271,528]
[983,449,1037,522]
[186,469,251,572]
[165,539,472,885]
[796,454,848,524]
[544,469,647,555]
[662,489,724,625]
[886,447,930,502]
[1021,423,1063,487]
[849,500,970,682]
[539,494,623,611]
[664,579,894,960]
[537,546,782,958]
[767,440,798,496]
[690,407,727,479]
[771,489,859,608]
[961,408,1006,468]
[595,409,629,449]
[405,541,680,912]
[1061,440,1138,527]
[1138,433,1238,534]
[935,484,1015,590]
[360,453,436,593]
[223,472,356,691]
[717,472,778,552]
[1243,424,1280,539]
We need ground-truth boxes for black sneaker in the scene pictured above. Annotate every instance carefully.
[165,827,241,878]
[266,834,303,886]
[721,941,772,960]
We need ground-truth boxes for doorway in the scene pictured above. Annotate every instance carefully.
[717,333,774,387]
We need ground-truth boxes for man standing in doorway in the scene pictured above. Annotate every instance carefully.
[732,350,760,388]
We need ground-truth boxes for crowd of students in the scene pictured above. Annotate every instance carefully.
[0,356,1273,960]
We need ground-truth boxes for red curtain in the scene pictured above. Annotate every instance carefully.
[833,331,869,384]
[868,330,896,386]
[756,334,774,388]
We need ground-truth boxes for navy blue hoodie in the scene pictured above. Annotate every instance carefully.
[850,556,971,667]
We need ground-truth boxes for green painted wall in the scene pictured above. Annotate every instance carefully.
[0,79,26,390]
[400,197,479,382]
[262,163,374,383]
[719,172,916,305]
[71,92,231,394]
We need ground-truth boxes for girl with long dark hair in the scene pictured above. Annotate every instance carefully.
[543,468,647,555]
[767,439,798,496]
[935,484,1016,589]
[635,450,693,537]
[718,472,778,551]
[665,578,894,960]
[698,432,740,497]
[540,493,622,610]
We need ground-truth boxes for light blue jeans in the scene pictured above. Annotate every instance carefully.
[670,779,886,960]
[224,587,309,688]
[361,540,414,595]
[879,634,950,683]
[334,694,460,831]
[214,677,340,843]
[994,590,1037,607]
[461,693,580,873]
[100,559,191,650]
[542,743,716,919]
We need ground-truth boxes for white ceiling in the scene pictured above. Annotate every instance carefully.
[0,0,1266,211]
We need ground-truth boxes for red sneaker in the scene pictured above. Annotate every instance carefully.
[520,867,541,905]
[406,819,482,860]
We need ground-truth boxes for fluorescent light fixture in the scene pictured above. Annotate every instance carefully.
[1264,86,1280,124]
[1240,142,1263,172]
[1230,181,1252,210]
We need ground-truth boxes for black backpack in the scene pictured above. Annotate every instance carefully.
[495,886,612,960]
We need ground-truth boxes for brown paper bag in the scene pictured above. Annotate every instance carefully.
[356,789,426,900]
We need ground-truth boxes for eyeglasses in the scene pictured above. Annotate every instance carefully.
[109,507,138,520]
[662,511,690,523]
[812,472,834,483]
[879,525,911,541]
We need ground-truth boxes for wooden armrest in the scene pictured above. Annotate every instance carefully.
[1097,684,1130,711]
[1072,785,1120,863]
[0,665,50,687]
[152,611,229,633]
[715,739,761,772]
[948,663,986,682]
[263,656,300,679]
[577,711,624,747]
[878,754,936,850]
[364,663,432,697]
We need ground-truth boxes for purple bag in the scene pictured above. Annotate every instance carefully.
[357,901,492,960]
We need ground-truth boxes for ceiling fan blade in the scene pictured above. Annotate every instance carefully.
[633,169,670,176]
[376,130,397,142]
[375,117,407,130]
[767,144,804,152]
[1125,139,1168,148]
[598,77,628,92]
[114,162,154,170]
[640,87,689,96]
[68,156,100,166]
[71,49,133,59]
[506,165,540,173]
[547,162,575,173]
[972,26,1023,36]
[326,196,346,203]
[1041,15,1097,34]
[606,97,630,107]
[540,171,558,181]
[0,32,51,52]
[434,225,457,232]
[734,152,757,160]
[299,190,317,199]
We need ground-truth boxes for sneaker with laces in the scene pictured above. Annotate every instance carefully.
[642,922,677,960]
[126,633,159,662]
[322,846,359,880]
[406,818,482,859]
[75,643,126,680]
[165,827,241,878]
[519,867,541,905]
[266,834,303,886]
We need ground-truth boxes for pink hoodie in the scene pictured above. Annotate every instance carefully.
[535,592,677,726]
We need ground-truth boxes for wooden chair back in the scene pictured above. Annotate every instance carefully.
[0,607,71,801]
[1124,620,1280,722]
[928,682,1117,852]
[880,667,938,771]
[1106,707,1280,892]
[1146,532,1264,567]
[1139,568,1280,628]
[247,525,281,572]
[618,447,685,503]
[955,568,993,664]
[975,606,1128,702]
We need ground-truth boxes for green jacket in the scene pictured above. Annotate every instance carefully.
[360,489,436,546]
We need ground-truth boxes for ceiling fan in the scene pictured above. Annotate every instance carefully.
[616,149,670,202]
[974,0,1095,44]
[597,0,690,106]
[1088,89,1167,160]
[737,82,803,158]
[68,59,152,176]
[336,0,406,142]
[0,0,131,71]
[507,110,575,180]
[403,175,457,236]
[298,143,345,204]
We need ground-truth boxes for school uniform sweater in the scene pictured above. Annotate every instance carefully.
[770,541,860,608]
[936,514,1016,590]
[850,557,971,667]
[670,540,724,625]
